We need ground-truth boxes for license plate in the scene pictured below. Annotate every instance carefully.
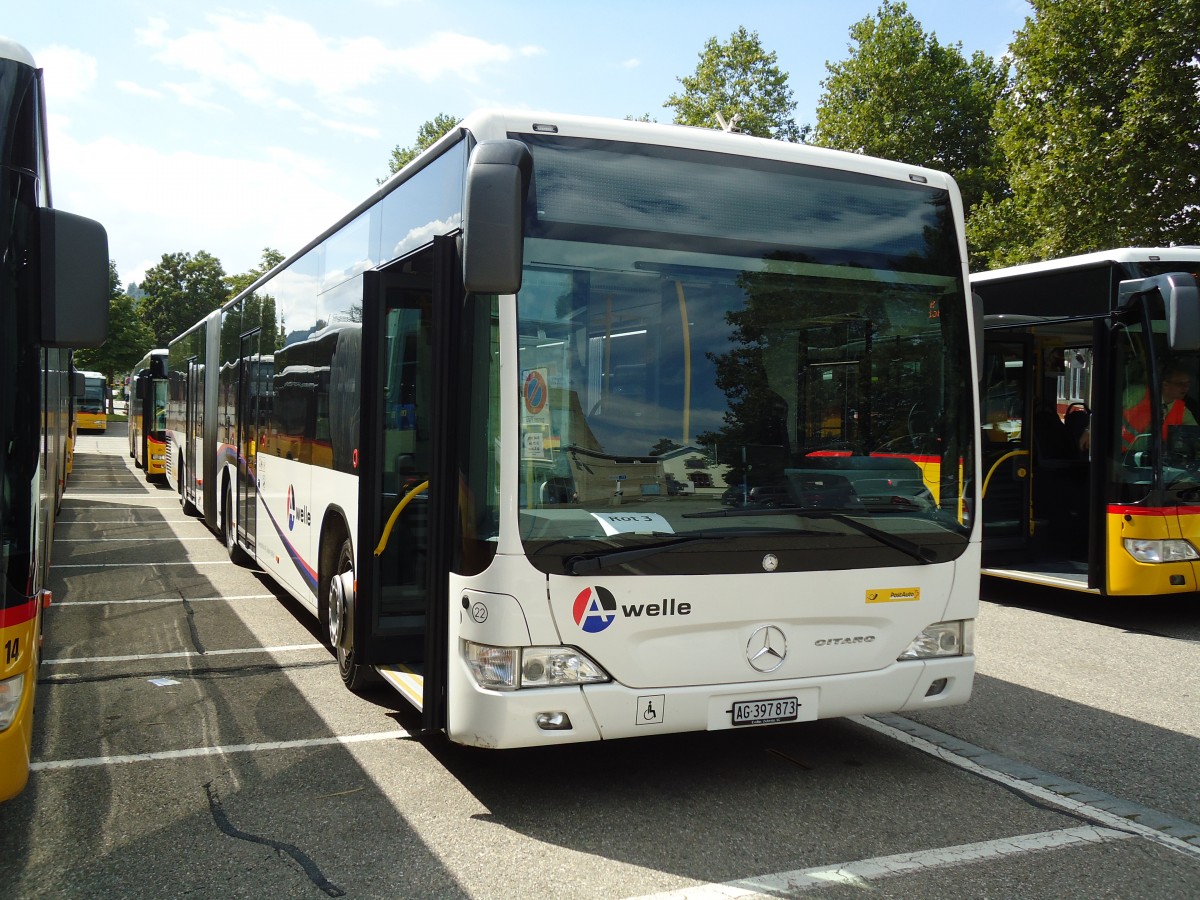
[730,696,799,726]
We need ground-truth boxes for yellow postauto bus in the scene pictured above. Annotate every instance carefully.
[975,248,1200,596]
[75,369,108,433]
[128,350,168,477]
[0,38,109,801]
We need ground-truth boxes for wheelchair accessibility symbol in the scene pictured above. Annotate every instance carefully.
[636,694,665,726]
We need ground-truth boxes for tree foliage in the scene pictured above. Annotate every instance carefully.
[665,27,802,141]
[812,1,1007,216]
[138,251,228,347]
[383,113,460,182]
[969,0,1200,267]
[225,247,285,300]
[74,260,155,403]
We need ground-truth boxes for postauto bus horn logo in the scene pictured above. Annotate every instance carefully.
[573,586,617,633]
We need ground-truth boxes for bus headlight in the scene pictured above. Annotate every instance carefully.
[462,641,610,691]
[1123,538,1200,563]
[898,620,973,660]
[0,673,26,730]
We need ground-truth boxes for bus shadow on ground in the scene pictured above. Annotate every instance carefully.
[0,496,466,899]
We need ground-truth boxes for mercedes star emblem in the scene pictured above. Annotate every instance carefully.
[746,625,788,673]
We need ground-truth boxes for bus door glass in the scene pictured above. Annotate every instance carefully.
[237,330,262,549]
[361,249,436,674]
[980,334,1033,549]
[185,357,202,503]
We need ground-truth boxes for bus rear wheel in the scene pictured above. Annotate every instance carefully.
[326,537,376,692]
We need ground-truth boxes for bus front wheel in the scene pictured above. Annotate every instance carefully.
[326,536,376,692]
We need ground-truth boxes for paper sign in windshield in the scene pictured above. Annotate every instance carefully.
[591,512,674,536]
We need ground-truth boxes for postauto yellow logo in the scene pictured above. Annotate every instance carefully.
[865,588,921,603]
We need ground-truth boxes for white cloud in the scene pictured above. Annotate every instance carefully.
[116,81,164,100]
[35,45,97,104]
[136,13,536,111]
[47,120,355,285]
[622,58,641,69]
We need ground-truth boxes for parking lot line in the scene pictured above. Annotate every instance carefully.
[626,825,1133,899]
[54,537,214,542]
[51,561,238,568]
[29,730,412,773]
[857,714,1200,858]
[43,644,325,665]
[51,594,278,606]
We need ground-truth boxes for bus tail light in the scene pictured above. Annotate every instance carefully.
[898,620,973,660]
[0,673,26,730]
[1123,538,1199,563]
[462,641,610,691]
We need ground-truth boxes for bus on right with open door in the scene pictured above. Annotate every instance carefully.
[974,247,1200,597]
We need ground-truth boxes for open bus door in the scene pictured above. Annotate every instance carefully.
[236,330,261,552]
[356,236,461,732]
[980,333,1035,554]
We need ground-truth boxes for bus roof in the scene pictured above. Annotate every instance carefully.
[0,38,35,68]
[217,108,966,323]
[972,247,1200,283]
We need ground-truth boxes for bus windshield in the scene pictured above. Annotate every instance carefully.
[515,135,974,574]
[1112,271,1200,496]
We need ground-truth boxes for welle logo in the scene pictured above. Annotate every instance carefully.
[572,586,692,634]
[573,586,617,633]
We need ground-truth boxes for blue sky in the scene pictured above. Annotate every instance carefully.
[9,1,1030,287]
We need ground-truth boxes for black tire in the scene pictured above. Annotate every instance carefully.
[326,536,377,692]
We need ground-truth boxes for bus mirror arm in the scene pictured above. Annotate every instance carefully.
[462,139,533,296]
[1118,273,1200,351]
[37,208,110,348]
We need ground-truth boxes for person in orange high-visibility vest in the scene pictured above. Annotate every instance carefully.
[1121,366,1197,452]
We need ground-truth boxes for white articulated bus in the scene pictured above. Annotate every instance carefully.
[166,111,980,747]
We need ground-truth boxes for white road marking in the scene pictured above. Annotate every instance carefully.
[55,537,213,542]
[52,560,235,568]
[854,715,1200,859]
[43,644,325,665]
[625,826,1132,899]
[30,730,411,772]
[51,594,278,607]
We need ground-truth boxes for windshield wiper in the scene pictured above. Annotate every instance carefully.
[682,507,813,519]
[566,535,716,575]
[682,507,936,563]
[828,513,937,564]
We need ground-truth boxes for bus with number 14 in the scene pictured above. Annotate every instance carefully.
[0,36,109,801]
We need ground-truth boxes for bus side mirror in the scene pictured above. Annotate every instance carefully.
[1164,273,1200,351]
[461,139,532,296]
[39,208,110,348]
[1118,272,1200,351]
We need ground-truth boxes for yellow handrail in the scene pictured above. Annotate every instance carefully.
[981,450,1028,499]
[374,480,430,557]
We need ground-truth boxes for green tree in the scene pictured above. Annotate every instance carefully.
[970,0,1200,268]
[138,250,228,347]
[225,247,284,299]
[382,113,460,182]
[665,27,802,141]
[74,260,155,409]
[812,1,1007,218]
